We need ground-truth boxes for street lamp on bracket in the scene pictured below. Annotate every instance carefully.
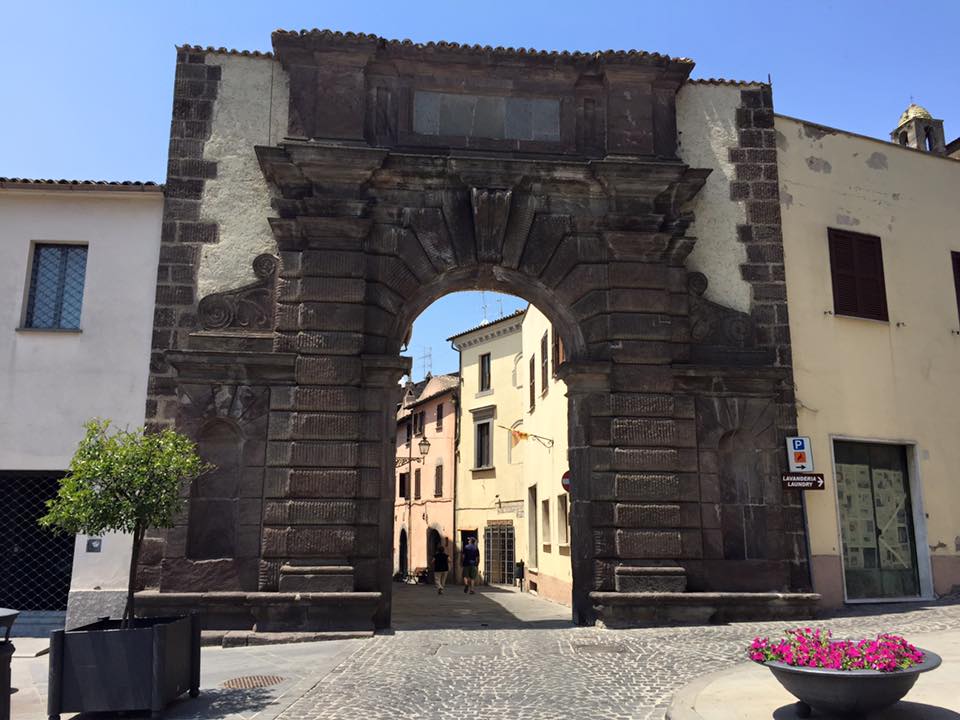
[394,436,431,468]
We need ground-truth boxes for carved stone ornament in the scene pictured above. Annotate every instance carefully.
[687,272,755,348]
[197,254,278,331]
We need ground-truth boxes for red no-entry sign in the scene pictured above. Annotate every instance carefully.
[561,470,571,493]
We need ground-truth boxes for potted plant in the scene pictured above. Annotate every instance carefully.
[40,419,210,720]
[749,627,942,717]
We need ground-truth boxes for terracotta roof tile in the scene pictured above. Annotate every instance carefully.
[446,308,526,341]
[0,178,163,191]
[178,44,273,58]
[271,28,694,65]
[687,78,766,87]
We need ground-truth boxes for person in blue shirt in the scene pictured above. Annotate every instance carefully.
[461,537,480,594]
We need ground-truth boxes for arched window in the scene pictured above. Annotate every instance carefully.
[925,126,935,152]
[899,131,908,146]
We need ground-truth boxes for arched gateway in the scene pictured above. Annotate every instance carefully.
[138,30,818,631]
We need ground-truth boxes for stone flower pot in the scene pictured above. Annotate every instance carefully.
[47,615,200,719]
[765,648,942,717]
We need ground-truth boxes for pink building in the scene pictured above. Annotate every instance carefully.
[393,373,458,581]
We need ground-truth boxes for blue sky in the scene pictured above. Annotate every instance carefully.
[3,1,958,376]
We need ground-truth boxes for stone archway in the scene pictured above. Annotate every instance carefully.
[139,31,816,632]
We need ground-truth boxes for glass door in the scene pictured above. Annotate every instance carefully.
[834,441,920,599]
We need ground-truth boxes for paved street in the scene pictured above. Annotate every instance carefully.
[10,586,960,720]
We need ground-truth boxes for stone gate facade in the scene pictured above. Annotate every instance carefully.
[138,30,815,629]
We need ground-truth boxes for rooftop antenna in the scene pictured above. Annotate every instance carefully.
[480,290,489,325]
[417,346,432,378]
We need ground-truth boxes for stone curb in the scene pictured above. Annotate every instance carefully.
[666,662,755,720]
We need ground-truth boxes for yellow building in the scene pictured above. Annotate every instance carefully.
[778,105,960,606]
[519,306,572,605]
[449,312,527,585]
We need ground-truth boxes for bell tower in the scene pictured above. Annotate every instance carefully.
[891,103,946,154]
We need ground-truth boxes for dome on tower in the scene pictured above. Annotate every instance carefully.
[898,103,933,127]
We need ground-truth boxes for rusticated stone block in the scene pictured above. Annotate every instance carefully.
[293,386,362,411]
[290,442,359,467]
[614,503,681,528]
[359,468,381,498]
[296,331,364,355]
[615,473,680,501]
[615,529,682,558]
[353,526,381,557]
[610,393,675,417]
[293,412,363,440]
[611,418,677,446]
[264,499,359,524]
[262,526,356,558]
[266,441,293,467]
[612,447,697,472]
[295,356,362,385]
[681,528,704,559]
[300,250,365,277]
[286,468,360,498]
[299,302,365,331]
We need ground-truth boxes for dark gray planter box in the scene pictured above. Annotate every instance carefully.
[765,648,942,716]
[47,615,200,720]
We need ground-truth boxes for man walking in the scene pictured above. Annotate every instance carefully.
[461,536,480,594]
[433,543,450,594]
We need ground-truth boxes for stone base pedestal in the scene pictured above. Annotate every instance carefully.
[589,591,820,628]
[135,591,381,632]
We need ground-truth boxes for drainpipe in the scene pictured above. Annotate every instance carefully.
[452,339,463,582]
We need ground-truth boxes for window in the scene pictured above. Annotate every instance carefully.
[541,498,551,549]
[528,355,536,411]
[828,229,889,321]
[404,419,412,446]
[898,131,908,146]
[551,324,564,377]
[479,353,491,392]
[952,252,960,324]
[414,469,421,499]
[434,463,443,497]
[540,333,549,395]
[413,411,425,436]
[24,243,88,329]
[557,494,570,545]
[398,472,409,499]
[435,403,443,430]
[925,126,935,153]
[475,421,492,468]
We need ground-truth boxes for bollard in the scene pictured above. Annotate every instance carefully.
[0,640,14,720]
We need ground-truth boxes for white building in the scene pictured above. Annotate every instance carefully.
[0,178,162,634]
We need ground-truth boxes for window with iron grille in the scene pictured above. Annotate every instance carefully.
[828,229,888,321]
[483,524,515,584]
[436,403,443,430]
[0,472,76,611]
[414,469,421,499]
[24,244,88,329]
[434,464,443,497]
[540,332,549,395]
[479,353,491,391]
[529,355,536,411]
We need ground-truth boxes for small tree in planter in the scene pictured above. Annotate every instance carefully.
[40,419,211,719]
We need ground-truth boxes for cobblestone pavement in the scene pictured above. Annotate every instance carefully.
[275,586,960,720]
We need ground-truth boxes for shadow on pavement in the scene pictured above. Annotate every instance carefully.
[68,687,275,720]
[390,582,575,631]
[771,701,960,720]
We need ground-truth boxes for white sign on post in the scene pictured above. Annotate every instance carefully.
[786,436,814,473]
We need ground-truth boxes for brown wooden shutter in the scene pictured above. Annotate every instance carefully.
[952,252,960,324]
[828,228,888,321]
[529,355,536,411]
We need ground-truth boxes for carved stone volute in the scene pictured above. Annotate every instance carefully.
[197,254,278,331]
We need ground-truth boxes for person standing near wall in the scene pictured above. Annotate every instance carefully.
[433,543,450,594]
[462,537,480,594]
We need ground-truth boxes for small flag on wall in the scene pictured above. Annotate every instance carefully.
[511,429,529,446]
